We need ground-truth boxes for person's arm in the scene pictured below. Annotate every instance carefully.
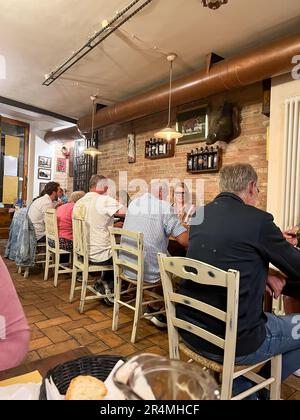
[0,258,30,370]
[163,205,188,247]
[175,231,189,248]
[260,214,300,282]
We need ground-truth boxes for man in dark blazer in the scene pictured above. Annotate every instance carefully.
[178,163,300,391]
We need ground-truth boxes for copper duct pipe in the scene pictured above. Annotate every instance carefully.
[44,125,84,143]
[77,33,300,133]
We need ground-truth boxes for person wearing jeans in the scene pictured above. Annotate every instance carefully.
[178,164,300,399]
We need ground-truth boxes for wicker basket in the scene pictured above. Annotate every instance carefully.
[39,355,125,400]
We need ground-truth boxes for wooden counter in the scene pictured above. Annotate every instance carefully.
[0,208,14,239]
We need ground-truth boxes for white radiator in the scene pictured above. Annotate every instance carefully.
[282,97,300,229]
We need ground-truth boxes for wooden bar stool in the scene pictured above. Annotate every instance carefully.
[158,254,282,400]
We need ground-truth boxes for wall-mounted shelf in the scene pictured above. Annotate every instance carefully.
[187,146,222,174]
[145,138,175,160]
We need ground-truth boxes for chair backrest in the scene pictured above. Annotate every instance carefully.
[72,203,88,264]
[45,209,59,250]
[157,254,240,399]
[109,227,144,282]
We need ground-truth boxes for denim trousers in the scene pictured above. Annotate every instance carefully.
[200,313,300,398]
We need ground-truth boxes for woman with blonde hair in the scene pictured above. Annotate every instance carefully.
[172,182,196,226]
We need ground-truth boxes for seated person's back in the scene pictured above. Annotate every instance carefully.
[28,182,60,241]
[122,183,188,282]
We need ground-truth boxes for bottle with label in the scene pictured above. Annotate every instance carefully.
[151,139,156,156]
[208,147,214,169]
[198,147,204,171]
[162,140,167,155]
[213,146,219,169]
[190,150,195,171]
[159,140,165,155]
[203,146,209,170]
[193,148,199,171]
[187,153,193,171]
[146,142,149,157]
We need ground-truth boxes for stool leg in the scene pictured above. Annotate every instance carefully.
[79,269,88,314]
[270,355,282,400]
[112,275,121,333]
[131,280,143,344]
[44,249,50,281]
[53,252,59,288]
[69,265,78,303]
[17,266,22,275]
[24,268,29,278]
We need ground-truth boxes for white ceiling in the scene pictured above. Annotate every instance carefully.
[1,0,300,120]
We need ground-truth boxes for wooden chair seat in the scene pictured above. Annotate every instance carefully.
[179,343,265,374]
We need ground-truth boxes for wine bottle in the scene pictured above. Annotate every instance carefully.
[203,146,209,170]
[208,147,214,169]
[187,153,193,171]
[193,148,199,171]
[213,146,219,169]
[198,147,204,171]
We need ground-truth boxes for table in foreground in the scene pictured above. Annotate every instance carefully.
[0,347,91,382]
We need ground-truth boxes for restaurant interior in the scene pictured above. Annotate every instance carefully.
[1,0,300,401]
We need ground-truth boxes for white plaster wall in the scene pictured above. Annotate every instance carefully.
[267,74,300,227]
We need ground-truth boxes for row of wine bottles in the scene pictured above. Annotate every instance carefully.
[145,138,170,158]
[187,146,221,172]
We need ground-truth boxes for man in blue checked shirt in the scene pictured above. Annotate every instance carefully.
[122,181,188,328]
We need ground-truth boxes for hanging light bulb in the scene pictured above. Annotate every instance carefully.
[154,54,183,141]
[84,95,102,157]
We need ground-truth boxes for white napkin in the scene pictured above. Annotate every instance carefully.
[0,382,41,400]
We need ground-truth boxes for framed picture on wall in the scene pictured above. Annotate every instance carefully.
[39,182,48,195]
[56,157,67,173]
[127,133,136,164]
[38,156,52,169]
[38,168,51,180]
[176,105,209,145]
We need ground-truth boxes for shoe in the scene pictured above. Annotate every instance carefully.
[143,306,167,329]
[93,280,114,306]
[293,369,300,377]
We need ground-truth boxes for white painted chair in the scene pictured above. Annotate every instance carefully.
[110,227,165,343]
[158,254,282,401]
[69,203,113,314]
[17,243,47,278]
[44,209,72,287]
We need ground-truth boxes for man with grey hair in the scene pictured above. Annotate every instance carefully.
[178,163,300,398]
[122,180,188,328]
[74,175,125,304]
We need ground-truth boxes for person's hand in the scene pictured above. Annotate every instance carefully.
[283,226,298,246]
[266,274,286,299]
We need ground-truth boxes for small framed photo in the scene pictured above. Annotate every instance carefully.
[127,133,136,164]
[176,105,209,145]
[38,168,51,180]
[38,156,52,169]
[39,182,48,195]
[56,157,67,173]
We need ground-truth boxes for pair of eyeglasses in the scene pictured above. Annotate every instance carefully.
[175,192,185,196]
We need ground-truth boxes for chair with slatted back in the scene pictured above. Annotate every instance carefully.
[110,227,165,343]
[157,254,282,400]
[44,209,72,287]
[69,203,113,314]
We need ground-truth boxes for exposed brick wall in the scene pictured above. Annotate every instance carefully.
[97,83,269,210]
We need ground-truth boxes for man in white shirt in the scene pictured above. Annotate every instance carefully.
[74,175,125,301]
[28,182,60,241]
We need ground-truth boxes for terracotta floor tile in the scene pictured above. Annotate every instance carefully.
[86,341,110,355]
[36,316,72,329]
[42,326,71,343]
[30,325,45,340]
[60,318,95,332]
[24,351,41,363]
[94,330,126,348]
[37,340,80,359]
[84,309,111,322]
[23,306,43,317]
[27,314,48,325]
[29,336,53,351]
[39,306,65,319]
[68,328,98,346]
[85,320,114,333]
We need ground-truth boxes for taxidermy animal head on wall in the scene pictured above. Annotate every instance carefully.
[206,102,241,145]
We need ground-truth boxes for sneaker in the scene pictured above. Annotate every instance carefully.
[293,369,300,378]
[143,306,167,329]
[93,280,114,306]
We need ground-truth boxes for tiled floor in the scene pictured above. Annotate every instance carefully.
[2,241,300,399]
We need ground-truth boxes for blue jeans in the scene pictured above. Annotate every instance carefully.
[199,313,300,398]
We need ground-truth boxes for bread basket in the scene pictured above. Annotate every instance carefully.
[39,355,125,400]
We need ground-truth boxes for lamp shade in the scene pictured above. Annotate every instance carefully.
[154,127,183,141]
